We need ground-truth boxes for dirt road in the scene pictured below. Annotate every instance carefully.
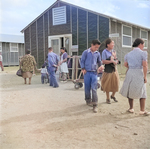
[0,67,150,149]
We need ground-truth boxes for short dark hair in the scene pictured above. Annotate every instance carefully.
[105,38,113,48]
[132,38,144,47]
[61,47,67,53]
[91,39,101,45]
[42,65,45,68]
[48,47,53,51]
[26,49,30,54]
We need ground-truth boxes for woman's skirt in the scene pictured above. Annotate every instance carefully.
[101,71,119,93]
[60,62,68,73]
[22,72,33,79]
[120,69,146,99]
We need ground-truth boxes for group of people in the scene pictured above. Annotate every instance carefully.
[19,37,149,115]
[44,47,69,87]
[19,47,69,87]
[81,38,149,115]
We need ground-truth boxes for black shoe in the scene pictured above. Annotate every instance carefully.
[111,96,118,102]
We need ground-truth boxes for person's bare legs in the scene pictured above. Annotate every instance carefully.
[29,78,31,85]
[128,98,134,109]
[24,78,27,84]
[106,92,111,104]
[140,98,146,112]
[112,92,116,97]
[139,98,150,115]
[106,92,109,99]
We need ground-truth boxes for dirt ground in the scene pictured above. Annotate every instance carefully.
[0,67,150,149]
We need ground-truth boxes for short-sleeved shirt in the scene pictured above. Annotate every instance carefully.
[124,48,147,69]
[41,68,48,74]
[62,52,68,60]
[81,48,101,72]
[48,52,59,71]
[102,49,112,60]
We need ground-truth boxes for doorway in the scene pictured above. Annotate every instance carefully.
[48,34,72,56]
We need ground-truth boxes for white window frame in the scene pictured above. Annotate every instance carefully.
[0,42,2,52]
[140,29,148,49]
[10,43,18,52]
[122,24,132,48]
[52,6,67,26]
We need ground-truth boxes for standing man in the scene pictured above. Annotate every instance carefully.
[0,52,4,71]
[48,47,59,88]
[81,39,103,113]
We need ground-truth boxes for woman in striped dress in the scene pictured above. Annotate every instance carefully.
[120,38,149,115]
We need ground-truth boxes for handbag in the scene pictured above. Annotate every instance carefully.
[16,69,22,77]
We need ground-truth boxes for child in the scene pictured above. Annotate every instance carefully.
[40,65,48,84]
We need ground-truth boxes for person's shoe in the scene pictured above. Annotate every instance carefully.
[127,109,134,113]
[111,96,118,102]
[106,99,111,104]
[53,86,59,88]
[139,111,150,116]
[93,106,98,113]
[86,102,93,107]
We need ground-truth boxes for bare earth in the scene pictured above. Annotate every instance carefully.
[0,67,150,149]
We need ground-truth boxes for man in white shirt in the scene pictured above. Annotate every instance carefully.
[0,52,4,71]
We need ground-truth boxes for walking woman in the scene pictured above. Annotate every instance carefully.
[120,38,149,115]
[20,49,37,85]
[101,38,119,104]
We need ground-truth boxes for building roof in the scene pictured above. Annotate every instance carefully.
[0,34,24,43]
[21,0,150,33]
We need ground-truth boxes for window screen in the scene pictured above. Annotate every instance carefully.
[144,40,147,47]
[123,26,131,36]
[123,36,131,46]
[10,43,18,52]
[141,30,148,48]
[122,25,132,47]
[141,31,148,39]
[52,6,66,26]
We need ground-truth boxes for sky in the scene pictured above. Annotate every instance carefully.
[0,0,150,35]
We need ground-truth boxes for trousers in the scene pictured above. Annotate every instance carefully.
[84,71,98,105]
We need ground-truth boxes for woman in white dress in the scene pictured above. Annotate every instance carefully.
[120,38,149,115]
[59,47,69,82]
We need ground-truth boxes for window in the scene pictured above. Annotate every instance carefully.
[122,25,132,47]
[10,43,18,52]
[52,6,66,26]
[141,30,148,49]
[0,42,2,52]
